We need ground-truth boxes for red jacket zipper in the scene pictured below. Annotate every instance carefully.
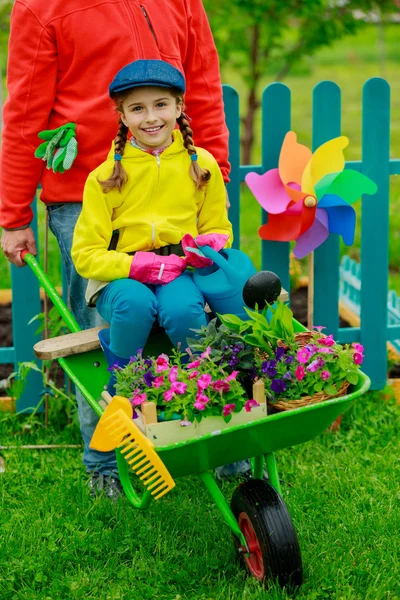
[122,0,144,54]
[140,5,159,47]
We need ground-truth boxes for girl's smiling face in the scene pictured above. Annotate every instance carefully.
[119,86,182,151]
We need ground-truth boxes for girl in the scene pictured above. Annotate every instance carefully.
[72,59,232,392]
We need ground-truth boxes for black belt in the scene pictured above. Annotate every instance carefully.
[108,230,184,257]
[127,243,184,257]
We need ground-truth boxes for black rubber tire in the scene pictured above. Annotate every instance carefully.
[230,479,303,589]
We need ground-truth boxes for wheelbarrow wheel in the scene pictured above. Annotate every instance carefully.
[230,479,302,588]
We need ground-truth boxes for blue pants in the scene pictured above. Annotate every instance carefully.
[96,273,207,359]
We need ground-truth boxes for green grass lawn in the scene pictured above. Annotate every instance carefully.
[1,389,399,599]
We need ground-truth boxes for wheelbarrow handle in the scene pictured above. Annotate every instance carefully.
[19,251,80,333]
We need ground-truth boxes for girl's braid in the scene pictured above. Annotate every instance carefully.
[98,119,129,192]
[177,112,211,190]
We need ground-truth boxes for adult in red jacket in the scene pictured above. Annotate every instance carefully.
[0,0,231,498]
[0,0,230,261]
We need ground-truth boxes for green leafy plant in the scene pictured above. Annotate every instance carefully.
[217,299,295,357]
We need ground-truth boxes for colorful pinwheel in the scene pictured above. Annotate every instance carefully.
[245,132,377,258]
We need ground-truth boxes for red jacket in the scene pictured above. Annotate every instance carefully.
[0,0,230,229]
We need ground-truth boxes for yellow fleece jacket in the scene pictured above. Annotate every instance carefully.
[72,130,232,283]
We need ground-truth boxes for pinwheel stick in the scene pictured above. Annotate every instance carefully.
[307,251,314,330]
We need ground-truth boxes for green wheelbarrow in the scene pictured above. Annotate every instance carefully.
[23,251,371,589]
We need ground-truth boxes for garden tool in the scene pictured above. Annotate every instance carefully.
[34,122,78,174]
[191,245,281,318]
[98,328,130,395]
[90,395,175,500]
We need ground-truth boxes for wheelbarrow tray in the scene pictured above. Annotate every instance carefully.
[60,348,370,480]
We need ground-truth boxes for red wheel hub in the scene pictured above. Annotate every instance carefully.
[238,512,264,580]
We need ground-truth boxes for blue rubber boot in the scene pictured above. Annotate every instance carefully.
[98,329,130,396]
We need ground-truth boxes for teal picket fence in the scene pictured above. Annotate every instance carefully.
[3,77,398,411]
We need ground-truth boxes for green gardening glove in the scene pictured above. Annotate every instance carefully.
[34,123,78,173]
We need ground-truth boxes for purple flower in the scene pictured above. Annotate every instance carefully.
[144,358,153,368]
[180,418,192,427]
[107,361,122,372]
[304,343,317,357]
[129,356,137,364]
[307,358,325,372]
[275,347,286,361]
[317,347,334,354]
[228,355,240,368]
[283,371,292,380]
[143,371,156,387]
[270,378,287,394]
[285,355,294,365]
[261,360,277,377]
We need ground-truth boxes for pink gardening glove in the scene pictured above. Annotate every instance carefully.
[129,252,186,285]
[182,233,229,268]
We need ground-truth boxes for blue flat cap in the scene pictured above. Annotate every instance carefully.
[109,59,185,96]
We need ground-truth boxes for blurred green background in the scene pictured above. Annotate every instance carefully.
[0,2,399,293]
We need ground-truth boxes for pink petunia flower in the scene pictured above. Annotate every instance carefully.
[168,365,179,383]
[321,370,331,381]
[353,352,364,365]
[223,403,236,416]
[201,346,212,358]
[156,354,169,372]
[187,359,201,369]
[244,399,260,412]
[318,334,335,347]
[153,375,165,388]
[225,370,239,381]
[297,347,311,363]
[188,370,199,379]
[163,389,175,402]
[197,373,212,391]
[352,343,364,354]
[196,392,210,405]
[131,392,147,406]
[171,381,188,395]
[317,347,335,354]
[180,418,192,427]
[213,379,230,393]
[295,365,305,381]
[193,399,207,411]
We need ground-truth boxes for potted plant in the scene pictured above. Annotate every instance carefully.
[215,300,364,411]
[113,346,266,445]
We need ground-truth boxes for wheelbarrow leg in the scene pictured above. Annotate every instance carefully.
[198,472,248,549]
[264,452,282,495]
[250,455,264,480]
